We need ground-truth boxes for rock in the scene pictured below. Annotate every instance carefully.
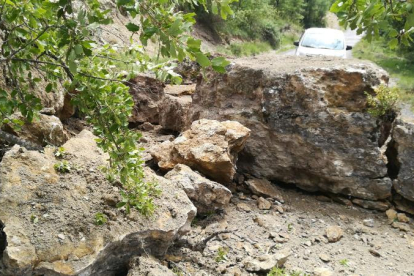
[325,225,344,242]
[319,254,331,262]
[392,222,411,232]
[0,130,196,276]
[257,197,272,210]
[191,56,393,201]
[3,112,68,146]
[237,203,251,213]
[164,84,196,96]
[397,213,410,223]
[393,193,414,215]
[139,122,155,131]
[159,94,192,132]
[391,116,414,203]
[243,252,289,272]
[314,267,334,276]
[245,179,283,202]
[127,75,165,124]
[151,119,250,184]
[363,219,375,228]
[164,164,232,214]
[352,198,390,211]
[127,256,175,276]
[386,209,398,222]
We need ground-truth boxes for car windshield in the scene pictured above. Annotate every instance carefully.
[301,31,344,50]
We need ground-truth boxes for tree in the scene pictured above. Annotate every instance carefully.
[0,0,233,215]
[331,0,414,49]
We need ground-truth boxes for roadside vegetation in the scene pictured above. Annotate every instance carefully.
[189,0,335,57]
[353,38,414,109]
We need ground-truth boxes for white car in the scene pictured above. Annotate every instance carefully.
[294,28,352,58]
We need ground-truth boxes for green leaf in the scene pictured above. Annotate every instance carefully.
[195,53,211,67]
[45,83,53,93]
[74,44,83,55]
[126,22,140,32]
[388,38,398,49]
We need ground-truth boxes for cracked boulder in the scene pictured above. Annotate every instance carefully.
[191,55,392,200]
[0,130,196,276]
[391,115,414,207]
[159,94,192,132]
[150,119,251,184]
[165,164,232,214]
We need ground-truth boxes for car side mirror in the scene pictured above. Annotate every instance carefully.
[293,41,299,46]
[346,45,353,50]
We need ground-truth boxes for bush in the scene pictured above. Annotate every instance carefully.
[365,85,399,120]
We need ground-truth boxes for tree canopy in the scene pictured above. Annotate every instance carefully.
[0,0,234,215]
[331,0,414,49]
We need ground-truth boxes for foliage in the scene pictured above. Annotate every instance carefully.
[365,85,399,119]
[95,212,107,225]
[353,38,414,111]
[331,0,414,49]
[0,0,233,216]
[54,147,66,159]
[54,160,71,173]
[30,214,39,224]
[339,258,349,267]
[215,246,229,262]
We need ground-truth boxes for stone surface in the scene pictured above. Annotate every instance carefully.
[352,198,390,211]
[151,119,250,184]
[127,256,175,276]
[257,197,272,210]
[392,222,411,232]
[243,252,289,272]
[314,267,334,276]
[191,56,393,200]
[386,209,398,222]
[159,94,192,132]
[127,75,165,124]
[245,178,284,202]
[397,213,410,223]
[164,164,232,214]
[325,225,343,242]
[391,116,414,202]
[0,130,196,276]
[3,112,68,146]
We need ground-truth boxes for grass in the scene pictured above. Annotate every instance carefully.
[353,38,414,109]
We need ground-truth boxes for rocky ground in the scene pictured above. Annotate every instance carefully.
[137,126,414,276]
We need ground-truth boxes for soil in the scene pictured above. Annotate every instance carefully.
[165,187,414,276]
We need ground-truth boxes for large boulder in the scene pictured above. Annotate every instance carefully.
[165,164,232,214]
[190,55,392,200]
[127,75,165,124]
[0,130,196,276]
[3,112,68,147]
[150,119,251,184]
[391,115,414,205]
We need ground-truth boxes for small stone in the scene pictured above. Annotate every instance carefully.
[314,267,333,276]
[304,240,312,247]
[275,205,284,214]
[386,209,398,222]
[392,222,411,232]
[252,195,259,200]
[57,234,65,240]
[257,197,272,210]
[369,249,381,257]
[397,213,410,223]
[363,219,375,228]
[243,252,290,272]
[245,178,284,202]
[139,122,155,131]
[319,254,331,262]
[237,203,251,212]
[325,225,343,243]
[316,195,331,202]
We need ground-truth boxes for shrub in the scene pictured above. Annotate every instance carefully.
[365,85,399,120]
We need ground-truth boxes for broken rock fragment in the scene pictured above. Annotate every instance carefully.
[151,119,250,184]
[165,164,232,214]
